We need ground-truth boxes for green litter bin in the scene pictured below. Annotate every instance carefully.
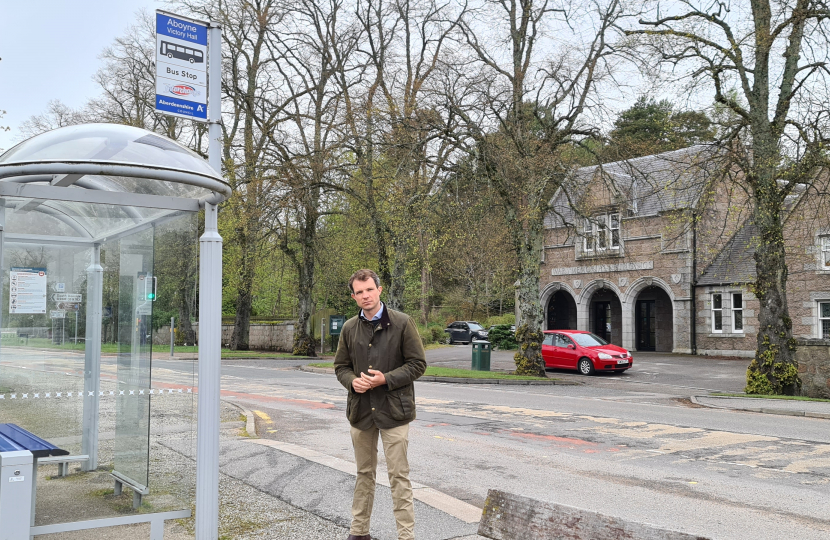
[471,341,491,371]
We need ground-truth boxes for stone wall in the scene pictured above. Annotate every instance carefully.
[153,321,296,352]
[796,339,830,399]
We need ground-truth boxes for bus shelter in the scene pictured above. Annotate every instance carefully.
[0,123,228,538]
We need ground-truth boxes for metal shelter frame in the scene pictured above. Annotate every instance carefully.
[0,122,229,538]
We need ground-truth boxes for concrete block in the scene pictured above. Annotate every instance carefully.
[478,490,710,540]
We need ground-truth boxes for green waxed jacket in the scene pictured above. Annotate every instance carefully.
[334,306,426,430]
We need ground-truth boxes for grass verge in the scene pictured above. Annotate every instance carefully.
[710,392,830,403]
[307,362,551,380]
[220,351,297,359]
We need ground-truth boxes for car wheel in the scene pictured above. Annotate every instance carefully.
[578,358,595,376]
[448,334,455,345]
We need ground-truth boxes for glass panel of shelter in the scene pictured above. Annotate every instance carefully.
[0,198,197,525]
[113,227,154,492]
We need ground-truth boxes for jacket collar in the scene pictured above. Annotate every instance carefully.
[359,302,392,329]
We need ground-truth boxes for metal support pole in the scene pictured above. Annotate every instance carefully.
[196,203,221,540]
[82,244,103,471]
[170,317,175,357]
[195,20,223,540]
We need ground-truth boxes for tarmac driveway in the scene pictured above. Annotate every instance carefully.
[426,345,750,393]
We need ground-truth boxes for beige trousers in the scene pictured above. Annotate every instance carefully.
[350,423,414,540]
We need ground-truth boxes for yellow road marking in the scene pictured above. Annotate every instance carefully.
[254,410,272,422]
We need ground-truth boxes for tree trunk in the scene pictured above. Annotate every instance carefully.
[745,147,800,394]
[511,214,546,377]
[178,305,196,346]
[385,236,406,311]
[293,215,317,357]
[420,235,429,325]
[230,277,252,350]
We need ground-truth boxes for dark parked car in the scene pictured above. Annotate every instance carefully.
[444,321,488,344]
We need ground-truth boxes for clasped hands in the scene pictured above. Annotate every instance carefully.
[352,369,386,393]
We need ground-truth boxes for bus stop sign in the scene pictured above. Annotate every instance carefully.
[155,11,209,121]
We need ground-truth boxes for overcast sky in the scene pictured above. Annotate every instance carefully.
[0,0,161,152]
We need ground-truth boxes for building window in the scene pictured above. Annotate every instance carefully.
[597,215,608,249]
[712,293,723,333]
[583,213,620,253]
[821,302,830,340]
[584,218,595,252]
[822,236,830,269]
[610,213,620,248]
[732,293,743,332]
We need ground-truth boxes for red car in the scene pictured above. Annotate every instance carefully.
[542,330,632,375]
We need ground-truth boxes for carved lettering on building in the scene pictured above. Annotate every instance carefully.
[551,261,654,276]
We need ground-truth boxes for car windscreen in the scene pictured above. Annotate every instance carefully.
[570,333,609,347]
[468,323,483,331]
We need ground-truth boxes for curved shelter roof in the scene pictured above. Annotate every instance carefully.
[0,124,230,244]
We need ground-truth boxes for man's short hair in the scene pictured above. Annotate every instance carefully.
[349,269,380,293]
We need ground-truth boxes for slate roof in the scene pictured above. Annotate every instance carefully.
[697,221,758,285]
[546,145,723,228]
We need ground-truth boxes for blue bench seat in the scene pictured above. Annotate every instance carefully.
[0,423,69,458]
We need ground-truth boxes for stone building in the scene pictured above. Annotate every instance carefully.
[540,146,830,357]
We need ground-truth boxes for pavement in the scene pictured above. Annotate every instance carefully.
[692,394,830,419]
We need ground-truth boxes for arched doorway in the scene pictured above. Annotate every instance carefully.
[547,290,577,330]
[634,285,674,352]
[588,288,622,345]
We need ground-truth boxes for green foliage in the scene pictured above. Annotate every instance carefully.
[485,314,515,326]
[151,308,177,332]
[430,326,445,343]
[606,97,715,159]
[745,335,801,395]
[417,325,433,346]
[489,324,517,350]
[415,323,448,346]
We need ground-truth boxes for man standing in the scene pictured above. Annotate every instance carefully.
[334,269,427,540]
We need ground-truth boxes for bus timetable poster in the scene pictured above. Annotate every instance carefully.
[10,267,47,314]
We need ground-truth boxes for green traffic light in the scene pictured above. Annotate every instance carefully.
[147,293,156,300]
